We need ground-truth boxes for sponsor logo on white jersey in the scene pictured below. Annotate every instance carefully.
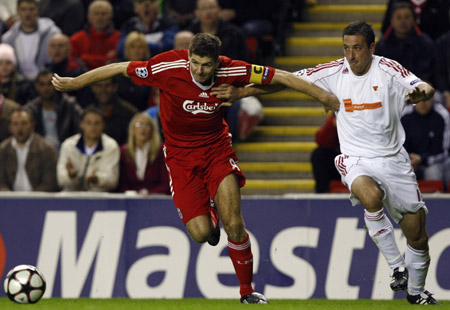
[199,92,209,98]
[135,67,148,78]
[183,100,218,114]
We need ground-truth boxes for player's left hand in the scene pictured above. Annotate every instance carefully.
[405,86,434,104]
[211,84,240,108]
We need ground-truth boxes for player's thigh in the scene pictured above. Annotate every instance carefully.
[351,175,384,211]
[165,151,211,225]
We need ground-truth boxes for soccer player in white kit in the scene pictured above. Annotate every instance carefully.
[213,20,440,305]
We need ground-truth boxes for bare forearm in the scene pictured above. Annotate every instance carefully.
[74,62,130,88]
[272,69,329,102]
[238,84,285,99]
[52,62,130,91]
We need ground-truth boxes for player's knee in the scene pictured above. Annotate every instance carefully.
[408,232,429,250]
[362,187,383,212]
[187,226,211,244]
[222,220,245,240]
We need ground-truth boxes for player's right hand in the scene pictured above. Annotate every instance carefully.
[51,73,78,91]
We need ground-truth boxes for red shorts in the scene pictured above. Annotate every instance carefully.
[164,137,246,224]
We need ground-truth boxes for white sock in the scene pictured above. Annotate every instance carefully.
[364,209,405,269]
[405,243,430,295]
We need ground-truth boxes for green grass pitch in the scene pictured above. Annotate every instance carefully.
[0,298,449,310]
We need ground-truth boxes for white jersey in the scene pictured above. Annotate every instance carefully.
[295,55,424,158]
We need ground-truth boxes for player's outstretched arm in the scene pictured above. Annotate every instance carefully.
[52,62,131,91]
[211,83,284,107]
[405,82,435,104]
[272,69,340,112]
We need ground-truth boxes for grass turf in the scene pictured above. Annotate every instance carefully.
[0,298,449,310]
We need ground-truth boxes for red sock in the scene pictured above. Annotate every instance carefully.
[228,233,255,297]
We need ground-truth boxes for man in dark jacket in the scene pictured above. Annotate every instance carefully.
[25,70,83,149]
[375,2,434,82]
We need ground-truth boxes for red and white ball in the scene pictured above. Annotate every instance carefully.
[3,264,46,304]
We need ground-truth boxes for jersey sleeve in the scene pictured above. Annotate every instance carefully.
[127,60,158,87]
[292,59,345,93]
[247,64,276,85]
[379,57,425,91]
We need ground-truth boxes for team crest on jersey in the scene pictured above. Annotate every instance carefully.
[342,68,349,74]
[135,67,148,78]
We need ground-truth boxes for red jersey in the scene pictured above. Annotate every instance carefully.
[127,49,275,148]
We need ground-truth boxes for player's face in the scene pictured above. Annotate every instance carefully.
[9,111,34,144]
[189,53,219,85]
[343,34,374,76]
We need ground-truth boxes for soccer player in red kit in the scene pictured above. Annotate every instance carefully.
[52,33,339,303]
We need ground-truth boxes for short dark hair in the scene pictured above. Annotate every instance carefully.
[343,21,375,48]
[391,2,415,20]
[188,33,222,61]
[35,70,54,82]
[81,106,105,122]
[17,0,39,7]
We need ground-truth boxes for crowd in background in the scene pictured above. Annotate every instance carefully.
[1,0,450,194]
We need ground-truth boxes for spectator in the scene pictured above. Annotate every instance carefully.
[25,71,83,149]
[89,78,138,145]
[57,107,119,191]
[381,0,450,41]
[401,94,450,184]
[164,0,196,29]
[117,0,179,59]
[375,2,434,81]
[46,33,87,78]
[434,30,450,110]
[173,30,194,50]
[0,108,58,191]
[310,114,341,193]
[218,0,288,63]
[0,86,20,143]
[0,43,34,105]
[70,0,120,70]
[119,112,170,195]
[39,0,85,36]
[82,0,136,31]
[2,0,61,80]
[117,31,153,111]
[188,0,250,62]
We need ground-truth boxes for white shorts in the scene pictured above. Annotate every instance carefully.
[334,148,427,223]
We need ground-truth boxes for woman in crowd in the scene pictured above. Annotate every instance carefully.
[119,112,170,195]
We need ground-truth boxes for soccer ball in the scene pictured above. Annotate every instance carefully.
[3,264,46,304]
